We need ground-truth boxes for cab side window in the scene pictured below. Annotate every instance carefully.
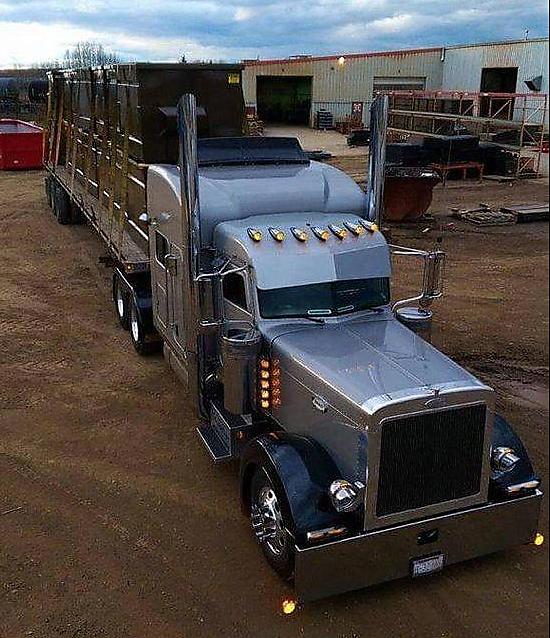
[156,232,170,268]
[223,272,248,311]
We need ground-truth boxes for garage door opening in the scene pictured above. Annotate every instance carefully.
[257,76,313,125]
[480,67,518,118]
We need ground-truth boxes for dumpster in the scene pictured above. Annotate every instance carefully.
[0,119,43,170]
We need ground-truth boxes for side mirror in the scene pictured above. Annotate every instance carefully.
[391,246,446,342]
[420,250,446,307]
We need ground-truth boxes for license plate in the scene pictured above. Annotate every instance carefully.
[412,554,445,578]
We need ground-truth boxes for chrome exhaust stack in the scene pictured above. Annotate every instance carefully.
[366,95,389,228]
[177,94,202,411]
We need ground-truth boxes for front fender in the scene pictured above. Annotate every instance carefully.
[240,433,350,541]
[490,414,540,499]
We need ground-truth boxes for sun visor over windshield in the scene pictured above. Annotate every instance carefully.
[255,244,391,290]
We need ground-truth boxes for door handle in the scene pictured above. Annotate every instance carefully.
[312,396,329,414]
[165,255,178,276]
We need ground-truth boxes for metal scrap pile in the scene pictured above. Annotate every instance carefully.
[245,114,265,136]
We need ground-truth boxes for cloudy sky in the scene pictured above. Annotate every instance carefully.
[0,0,548,67]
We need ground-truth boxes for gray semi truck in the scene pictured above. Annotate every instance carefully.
[44,64,543,603]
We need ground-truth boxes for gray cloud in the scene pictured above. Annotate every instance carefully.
[0,0,548,65]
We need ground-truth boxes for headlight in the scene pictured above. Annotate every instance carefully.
[492,447,521,473]
[329,480,363,513]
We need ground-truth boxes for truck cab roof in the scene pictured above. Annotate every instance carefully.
[214,213,391,289]
[147,155,367,247]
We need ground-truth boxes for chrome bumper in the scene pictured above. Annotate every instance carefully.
[295,490,543,602]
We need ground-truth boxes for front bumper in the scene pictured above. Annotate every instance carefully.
[295,490,543,602]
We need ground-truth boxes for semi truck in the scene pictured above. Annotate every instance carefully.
[44,63,543,603]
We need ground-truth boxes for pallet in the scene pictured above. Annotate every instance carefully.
[432,161,484,186]
[500,203,550,224]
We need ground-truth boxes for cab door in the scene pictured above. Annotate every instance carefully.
[150,229,170,332]
[166,242,187,355]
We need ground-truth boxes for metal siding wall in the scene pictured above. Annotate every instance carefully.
[243,50,444,124]
[442,40,549,93]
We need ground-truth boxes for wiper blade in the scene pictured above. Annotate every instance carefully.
[337,305,355,314]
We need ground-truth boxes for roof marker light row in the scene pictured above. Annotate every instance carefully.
[247,220,379,243]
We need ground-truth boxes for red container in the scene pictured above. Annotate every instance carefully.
[0,119,44,170]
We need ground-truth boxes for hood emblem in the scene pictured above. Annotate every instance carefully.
[425,388,445,409]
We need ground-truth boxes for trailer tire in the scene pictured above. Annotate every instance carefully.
[250,466,295,581]
[113,277,130,331]
[129,298,161,356]
[53,182,72,225]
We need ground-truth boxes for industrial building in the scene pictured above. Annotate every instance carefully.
[242,38,549,127]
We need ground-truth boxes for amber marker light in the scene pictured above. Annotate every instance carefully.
[534,533,545,547]
[269,227,286,242]
[344,221,366,236]
[329,224,348,240]
[291,227,309,242]
[282,599,297,615]
[248,228,263,242]
[312,227,330,241]
[360,220,379,233]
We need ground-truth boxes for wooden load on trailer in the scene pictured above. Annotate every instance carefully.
[44,63,244,272]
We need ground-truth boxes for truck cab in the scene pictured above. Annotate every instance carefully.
[140,97,542,602]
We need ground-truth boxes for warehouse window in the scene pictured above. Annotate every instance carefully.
[373,77,426,93]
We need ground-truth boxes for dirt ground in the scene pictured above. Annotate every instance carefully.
[0,169,548,638]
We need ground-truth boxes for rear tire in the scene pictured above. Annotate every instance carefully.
[250,467,295,580]
[53,182,72,225]
[129,298,161,356]
[113,276,130,331]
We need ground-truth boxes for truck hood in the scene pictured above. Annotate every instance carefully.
[269,315,489,416]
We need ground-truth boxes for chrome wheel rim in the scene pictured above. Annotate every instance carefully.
[252,484,287,557]
[130,306,140,343]
[116,287,125,320]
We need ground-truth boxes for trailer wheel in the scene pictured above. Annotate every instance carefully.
[251,467,295,580]
[53,182,72,225]
[113,277,130,330]
[129,298,161,356]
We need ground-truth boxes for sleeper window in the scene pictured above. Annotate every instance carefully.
[223,272,248,311]
[156,232,170,268]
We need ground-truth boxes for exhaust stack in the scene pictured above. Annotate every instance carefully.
[366,95,389,227]
[177,94,202,410]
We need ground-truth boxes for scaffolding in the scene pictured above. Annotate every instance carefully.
[384,91,549,178]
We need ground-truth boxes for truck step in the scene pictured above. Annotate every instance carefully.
[197,401,255,463]
[197,424,232,463]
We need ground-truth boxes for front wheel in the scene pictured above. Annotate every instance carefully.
[129,298,161,356]
[251,467,295,580]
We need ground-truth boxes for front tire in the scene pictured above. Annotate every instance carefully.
[129,298,161,356]
[251,467,295,580]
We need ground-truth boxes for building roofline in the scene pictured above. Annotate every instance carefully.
[242,46,443,67]
[242,37,549,67]
[445,37,549,50]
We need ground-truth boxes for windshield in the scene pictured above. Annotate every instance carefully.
[258,278,390,319]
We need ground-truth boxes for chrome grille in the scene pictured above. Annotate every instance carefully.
[376,405,487,518]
